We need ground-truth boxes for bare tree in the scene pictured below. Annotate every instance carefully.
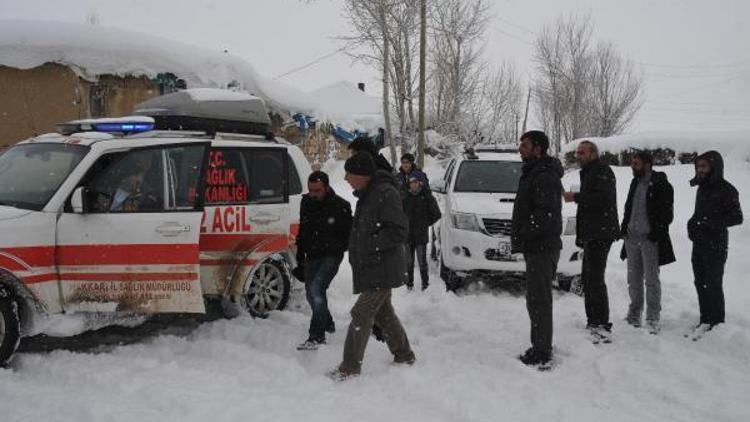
[341,0,422,165]
[588,41,644,137]
[533,14,644,152]
[463,63,523,146]
[427,0,491,141]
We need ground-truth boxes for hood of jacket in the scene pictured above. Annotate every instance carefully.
[690,150,724,186]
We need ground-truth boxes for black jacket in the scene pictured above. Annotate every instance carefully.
[687,151,743,250]
[511,155,564,254]
[296,187,352,261]
[403,189,442,245]
[620,171,676,266]
[348,170,409,294]
[574,159,620,245]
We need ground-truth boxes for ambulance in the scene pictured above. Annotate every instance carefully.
[0,89,312,365]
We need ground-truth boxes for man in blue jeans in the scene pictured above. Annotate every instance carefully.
[295,171,352,350]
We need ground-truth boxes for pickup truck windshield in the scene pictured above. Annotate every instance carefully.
[453,160,523,193]
[0,143,88,211]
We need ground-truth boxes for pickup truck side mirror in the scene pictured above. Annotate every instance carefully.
[70,186,88,214]
[431,179,446,194]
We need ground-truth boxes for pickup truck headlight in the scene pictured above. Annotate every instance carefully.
[451,212,480,232]
[563,217,577,236]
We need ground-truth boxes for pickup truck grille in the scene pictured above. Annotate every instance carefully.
[482,218,512,237]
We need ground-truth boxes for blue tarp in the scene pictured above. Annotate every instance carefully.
[292,113,316,134]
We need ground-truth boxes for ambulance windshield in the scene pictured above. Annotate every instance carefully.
[0,143,88,211]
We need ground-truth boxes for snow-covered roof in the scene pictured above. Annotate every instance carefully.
[308,81,383,132]
[561,131,750,159]
[0,20,318,115]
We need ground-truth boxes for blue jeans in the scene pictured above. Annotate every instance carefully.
[304,255,343,341]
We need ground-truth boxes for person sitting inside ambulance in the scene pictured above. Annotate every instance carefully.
[109,156,160,212]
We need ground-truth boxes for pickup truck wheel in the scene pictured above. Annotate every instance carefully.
[0,287,20,367]
[430,228,438,262]
[439,256,463,292]
[241,259,290,318]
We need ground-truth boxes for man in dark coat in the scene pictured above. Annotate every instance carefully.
[402,170,441,291]
[563,140,620,342]
[687,150,743,333]
[329,152,415,380]
[511,130,563,367]
[349,135,393,173]
[295,171,352,350]
[619,151,675,334]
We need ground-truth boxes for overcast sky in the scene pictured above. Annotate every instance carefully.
[2,0,749,132]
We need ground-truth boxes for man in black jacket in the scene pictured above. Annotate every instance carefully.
[512,130,563,367]
[620,152,675,334]
[402,170,442,291]
[564,140,620,342]
[687,151,743,333]
[295,171,352,350]
[329,152,415,380]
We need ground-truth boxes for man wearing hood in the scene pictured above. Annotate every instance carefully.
[619,151,675,335]
[564,140,620,343]
[687,150,743,334]
[295,171,352,351]
[512,130,563,367]
[329,152,415,380]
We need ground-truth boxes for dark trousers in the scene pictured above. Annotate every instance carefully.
[341,289,414,373]
[407,243,429,288]
[582,240,613,328]
[524,249,560,354]
[691,244,728,325]
[304,255,343,341]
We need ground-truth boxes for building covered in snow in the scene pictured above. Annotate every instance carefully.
[0,20,378,151]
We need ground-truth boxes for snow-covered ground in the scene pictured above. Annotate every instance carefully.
[1,158,749,422]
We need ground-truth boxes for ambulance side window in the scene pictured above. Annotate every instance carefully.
[164,145,206,210]
[203,149,250,205]
[85,148,165,213]
[245,149,287,204]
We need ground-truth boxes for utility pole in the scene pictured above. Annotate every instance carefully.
[417,0,427,169]
[521,85,531,134]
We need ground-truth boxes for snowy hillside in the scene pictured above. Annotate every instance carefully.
[1,159,749,422]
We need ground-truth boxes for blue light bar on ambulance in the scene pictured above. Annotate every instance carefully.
[57,116,156,136]
[92,122,154,133]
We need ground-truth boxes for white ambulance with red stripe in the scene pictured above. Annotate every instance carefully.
[0,89,311,365]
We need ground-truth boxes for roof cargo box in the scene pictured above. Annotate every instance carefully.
[134,88,271,135]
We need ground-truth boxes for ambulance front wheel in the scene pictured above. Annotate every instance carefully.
[0,286,21,367]
[241,259,291,318]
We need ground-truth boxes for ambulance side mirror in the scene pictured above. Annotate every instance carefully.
[71,186,87,214]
